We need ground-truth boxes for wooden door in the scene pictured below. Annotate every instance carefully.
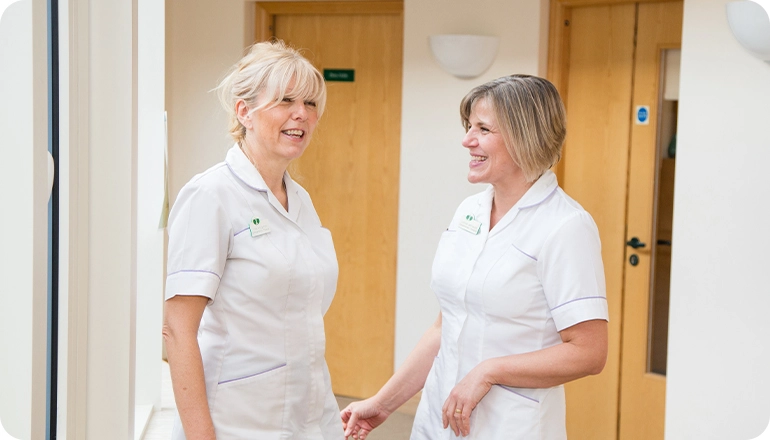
[618,3,683,439]
[559,5,636,439]
[550,1,682,439]
[255,2,403,399]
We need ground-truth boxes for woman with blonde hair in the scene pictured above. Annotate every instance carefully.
[341,74,609,439]
[164,40,343,439]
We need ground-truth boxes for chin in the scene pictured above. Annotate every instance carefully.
[467,173,486,185]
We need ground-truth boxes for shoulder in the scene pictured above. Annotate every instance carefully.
[180,162,233,196]
[531,187,597,236]
[171,162,233,219]
[534,189,601,257]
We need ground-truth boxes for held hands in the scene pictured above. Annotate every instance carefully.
[340,397,392,440]
[441,363,493,437]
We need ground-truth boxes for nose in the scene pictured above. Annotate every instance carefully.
[292,101,308,121]
[461,130,476,149]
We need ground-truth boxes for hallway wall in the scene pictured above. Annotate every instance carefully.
[165,0,254,203]
[665,0,770,438]
[395,0,546,366]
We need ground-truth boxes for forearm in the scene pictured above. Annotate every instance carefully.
[165,331,216,439]
[481,320,608,389]
[373,315,442,413]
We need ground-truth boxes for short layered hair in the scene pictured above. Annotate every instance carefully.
[216,40,327,145]
[460,75,567,183]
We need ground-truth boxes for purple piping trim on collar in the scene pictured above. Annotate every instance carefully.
[167,269,222,280]
[225,162,267,193]
[218,363,287,385]
[495,385,540,403]
[519,186,558,210]
[551,296,606,311]
[234,226,249,237]
[512,244,537,261]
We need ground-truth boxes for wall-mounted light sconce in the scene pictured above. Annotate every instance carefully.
[429,34,499,79]
[726,0,770,64]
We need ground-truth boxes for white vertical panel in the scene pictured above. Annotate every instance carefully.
[0,0,49,437]
[135,0,164,435]
[0,1,34,437]
[85,0,138,437]
[666,0,770,438]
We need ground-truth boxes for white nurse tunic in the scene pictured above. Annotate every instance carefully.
[166,145,343,440]
[411,170,608,440]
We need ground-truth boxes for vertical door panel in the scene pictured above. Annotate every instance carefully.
[561,5,636,439]
[618,3,683,439]
[273,10,402,398]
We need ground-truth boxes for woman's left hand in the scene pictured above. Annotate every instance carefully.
[441,362,493,437]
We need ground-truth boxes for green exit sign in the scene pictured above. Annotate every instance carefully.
[324,69,355,82]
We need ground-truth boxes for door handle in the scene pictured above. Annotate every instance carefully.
[626,237,646,249]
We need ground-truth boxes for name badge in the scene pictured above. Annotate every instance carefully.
[458,214,482,235]
[249,217,271,237]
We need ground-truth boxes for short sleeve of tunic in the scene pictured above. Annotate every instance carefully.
[538,210,608,331]
[165,181,231,302]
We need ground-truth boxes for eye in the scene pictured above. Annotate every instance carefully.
[282,97,293,103]
[304,101,317,108]
[480,127,490,133]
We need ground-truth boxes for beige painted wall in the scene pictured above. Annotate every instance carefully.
[395,0,546,366]
[165,0,252,204]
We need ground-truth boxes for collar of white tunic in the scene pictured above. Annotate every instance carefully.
[475,170,559,237]
[224,144,302,223]
[480,169,559,211]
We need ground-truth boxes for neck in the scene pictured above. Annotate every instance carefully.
[490,175,535,227]
[240,140,288,196]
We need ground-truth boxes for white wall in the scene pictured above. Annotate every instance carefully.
[665,0,770,438]
[85,0,138,437]
[136,0,165,424]
[165,0,250,203]
[395,0,546,367]
[0,1,34,436]
[0,0,49,437]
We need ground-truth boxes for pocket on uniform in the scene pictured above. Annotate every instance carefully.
[211,363,288,439]
[471,385,541,438]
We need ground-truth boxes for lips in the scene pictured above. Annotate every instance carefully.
[471,155,488,163]
[282,129,305,138]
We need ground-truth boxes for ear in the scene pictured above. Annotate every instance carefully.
[235,100,252,129]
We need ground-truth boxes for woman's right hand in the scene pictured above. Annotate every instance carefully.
[340,397,391,439]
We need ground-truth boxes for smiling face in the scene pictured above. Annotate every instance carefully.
[238,84,320,165]
[462,98,522,188]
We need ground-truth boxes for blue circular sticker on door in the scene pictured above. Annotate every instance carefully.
[636,106,650,125]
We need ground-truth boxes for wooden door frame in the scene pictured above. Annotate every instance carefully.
[547,0,674,183]
[548,2,681,438]
[255,1,403,42]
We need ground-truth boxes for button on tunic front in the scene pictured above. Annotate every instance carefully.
[166,146,343,440]
[411,171,608,440]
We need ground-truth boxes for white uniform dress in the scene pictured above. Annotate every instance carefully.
[411,170,609,440]
[166,145,343,440]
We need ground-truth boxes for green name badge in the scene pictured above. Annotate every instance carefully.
[324,69,355,82]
